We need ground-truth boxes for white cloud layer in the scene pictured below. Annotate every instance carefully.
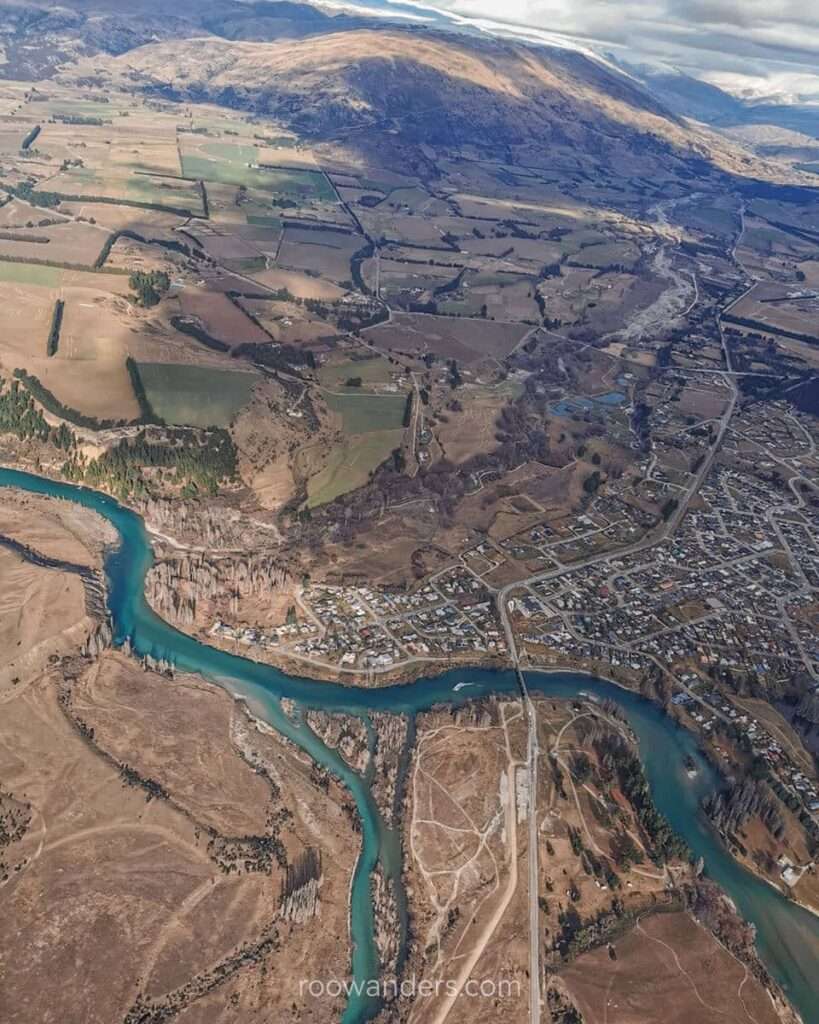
[372,0,819,103]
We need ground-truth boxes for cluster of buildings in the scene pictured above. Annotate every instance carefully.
[499,503,650,571]
[210,618,318,649]
[515,461,817,691]
[210,566,508,671]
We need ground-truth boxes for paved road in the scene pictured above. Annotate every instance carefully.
[494,297,741,1024]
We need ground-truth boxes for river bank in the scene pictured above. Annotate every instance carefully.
[0,465,817,1024]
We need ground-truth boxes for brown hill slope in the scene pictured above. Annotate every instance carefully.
[69,27,763,177]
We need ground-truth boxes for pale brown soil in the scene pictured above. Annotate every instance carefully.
[401,699,530,1024]
[0,219,109,265]
[0,547,90,689]
[179,289,269,346]
[0,487,117,567]
[561,911,782,1024]
[0,648,359,1024]
[369,313,528,366]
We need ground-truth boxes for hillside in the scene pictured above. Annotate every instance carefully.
[0,0,805,184]
[55,25,788,183]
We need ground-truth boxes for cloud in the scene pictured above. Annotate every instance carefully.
[379,0,819,101]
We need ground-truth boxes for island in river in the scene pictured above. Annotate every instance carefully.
[0,468,816,1024]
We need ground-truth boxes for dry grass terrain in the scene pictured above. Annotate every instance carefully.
[0,654,359,1024]
[560,911,781,1024]
[0,493,359,1024]
[0,548,90,688]
[0,489,113,688]
[399,692,737,1024]
[369,313,529,366]
[402,698,530,1024]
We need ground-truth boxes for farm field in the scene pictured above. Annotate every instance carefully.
[0,261,62,287]
[276,226,360,282]
[0,261,129,294]
[44,167,204,214]
[322,390,407,433]
[317,355,398,391]
[438,271,540,321]
[306,387,408,506]
[42,291,141,420]
[569,239,641,268]
[0,279,56,362]
[177,290,270,348]
[57,202,184,233]
[0,219,110,266]
[136,362,258,427]
[179,137,334,200]
[367,312,530,364]
[0,279,140,420]
[247,267,346,300]
[238,296,336,345]
[363,258,457,300]
[728,281,819,341]
[307,428,404,508]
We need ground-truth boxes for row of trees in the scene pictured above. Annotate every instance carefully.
[46,299,63,357]
[594,732,691,865]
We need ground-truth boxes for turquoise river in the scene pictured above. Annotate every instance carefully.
[1,466,817,1024]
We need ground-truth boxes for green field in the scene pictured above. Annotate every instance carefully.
[180,149,333,199]
[125,175,201,209]
[201,141,257,163]
[136,362,257,427]
[0,262,62,286]
[50,165,202,210]
[307,429,404,507]
[245,214,283,228]
[318,356,397,391]
[308,386,408,505]
[322,390,407,433]
[44,99,121,119]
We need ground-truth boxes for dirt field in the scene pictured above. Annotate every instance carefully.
[0,280,141,419]
[178,289,270,347]
[47,290,139,417]
[0,279,55,363]
[368,313,529,365]
[0,219,110,266]
[561,910,781,1024]
[728,282,819,342]
[277,226,360,282]
[401,699,530,1024]
[674,385,729,421]
[59,203,184,232]
[0,548,90,688]
[247,267,346,300]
